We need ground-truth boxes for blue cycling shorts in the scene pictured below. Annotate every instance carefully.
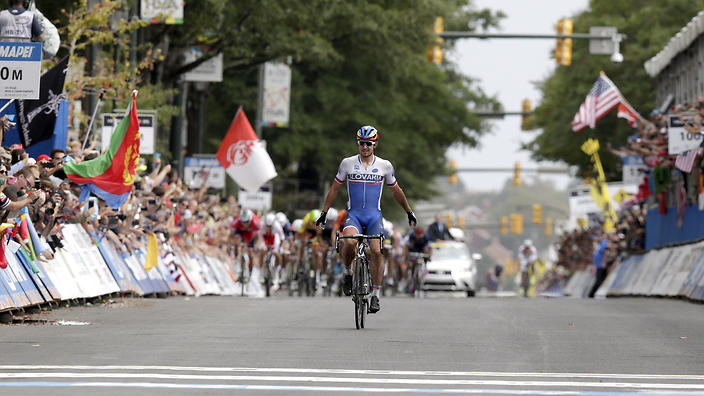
[343,209,384,236]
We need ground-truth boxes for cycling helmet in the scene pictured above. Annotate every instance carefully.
[240,209,253,224]
[275,211,288,225]
[291,219,303,232]
[327,208,339,223]
[356,125,378,141]
[264,213,276,227]
[413,225,424,235]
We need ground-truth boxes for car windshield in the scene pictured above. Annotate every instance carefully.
[431,245,469,261]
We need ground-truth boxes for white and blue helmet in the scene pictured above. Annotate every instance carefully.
[356,125,378,141]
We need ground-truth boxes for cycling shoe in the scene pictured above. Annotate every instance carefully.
[369,296,380,313]
[343,274,353,296]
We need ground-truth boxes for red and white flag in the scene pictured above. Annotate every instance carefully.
[617,101,642,127]
[216,109,277,192]
[571,73,621,132]
[675,148,699,173]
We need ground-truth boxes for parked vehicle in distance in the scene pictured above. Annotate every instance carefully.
[424,241,479,297]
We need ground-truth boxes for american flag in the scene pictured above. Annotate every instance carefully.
[675,148,699,173]
[571,74,621,132]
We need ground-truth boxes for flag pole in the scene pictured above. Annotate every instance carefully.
[81,88,106,153]
[0,99,14,114]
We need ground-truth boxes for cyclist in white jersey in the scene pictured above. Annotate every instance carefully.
[316,125,416,313]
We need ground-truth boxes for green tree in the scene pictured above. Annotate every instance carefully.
[526,0,704,180]
[200,1,504,217]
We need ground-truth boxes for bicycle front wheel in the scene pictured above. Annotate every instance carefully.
[354,296,362,329]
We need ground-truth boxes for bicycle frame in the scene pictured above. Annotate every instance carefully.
[337,233,384,329]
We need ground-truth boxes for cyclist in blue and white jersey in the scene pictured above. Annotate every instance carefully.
[316,125,416,313]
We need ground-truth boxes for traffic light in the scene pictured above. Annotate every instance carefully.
[545,217,553,236]
[562,18,573,66]
[500,216,508,235]
[521,99,531,130]
[555,19,563,65]
[445,214,452,228]
[555,18,573,66]
[532,204,543,225]
[427,17,443,64]
[512,162,522,186]
[509,213,523,235]
[449,160,458,185]
[457,216,465,230]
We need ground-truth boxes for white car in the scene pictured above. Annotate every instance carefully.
[423,241,479,297]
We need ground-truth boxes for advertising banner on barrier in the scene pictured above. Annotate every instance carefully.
[173,247,206,296]
[135,249,170,294]
[0,275,14,311]
[4,248,42,305]
[15,250,55,302]
[122,253,156,294]
[39,254,82,300]
[61,225,120,297]
[680,246,704,298]
[0,261,29,307]
[650,244,695,296]
[631,249,670,295]
[204,256,238,295]
[97,242,144,295]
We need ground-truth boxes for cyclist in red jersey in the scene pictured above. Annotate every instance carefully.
[231,209,261,269]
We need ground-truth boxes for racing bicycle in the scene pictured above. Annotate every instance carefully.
[407,252,430,298]
[337,233,384,330]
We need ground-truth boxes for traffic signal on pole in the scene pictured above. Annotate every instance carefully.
[512,162,522,186]
[555,19,563,65]
[510,213,523,235]
[449,160,458,185]
[457,216,465,229]
[427,17,444,64]
[445,214,452,228]
[561,18,573,66]
[521,99,532,130]
[532,204,543,225]
[555,18,573,66]
[500,216,508,235]
[545,217,553,236]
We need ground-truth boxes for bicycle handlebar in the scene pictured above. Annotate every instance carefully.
[335,233,385,255]
[337,234,384,240]
[408,252,431,259]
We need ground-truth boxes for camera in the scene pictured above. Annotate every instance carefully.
[45,207,54,216]
[610,51,623,64]
[41,162,56,169]
[34,179,40,189]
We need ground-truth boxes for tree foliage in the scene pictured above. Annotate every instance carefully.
[38,1,505,217]
[200,1,504,215]
[526,0,704,180]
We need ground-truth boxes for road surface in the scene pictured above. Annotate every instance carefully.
[0,295,702,395]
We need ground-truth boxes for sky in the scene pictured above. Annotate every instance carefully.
[446,0,590,192]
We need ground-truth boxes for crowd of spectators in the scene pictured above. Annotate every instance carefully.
[0,132,242,265]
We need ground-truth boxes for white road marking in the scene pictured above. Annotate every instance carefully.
[0,365,701,381]
[0,372,702,390]
[0,381,703,395]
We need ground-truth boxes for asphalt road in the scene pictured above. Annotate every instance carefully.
[1,295,703,395]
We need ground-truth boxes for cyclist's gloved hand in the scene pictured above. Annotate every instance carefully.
[315,211,327,229]
[407,210,417,227]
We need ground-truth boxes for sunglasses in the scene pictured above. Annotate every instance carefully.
[358,141,375,147]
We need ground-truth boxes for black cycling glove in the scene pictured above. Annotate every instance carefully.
[407,210,417,226]
[315,211,327,228]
